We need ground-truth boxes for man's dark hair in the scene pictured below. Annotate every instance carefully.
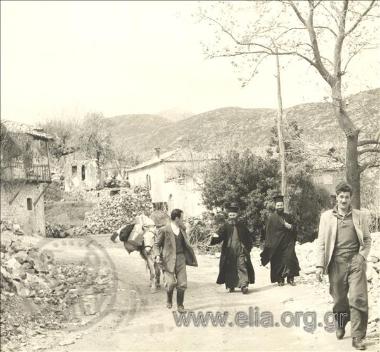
[335,181,353,195]
[171,209,183,221]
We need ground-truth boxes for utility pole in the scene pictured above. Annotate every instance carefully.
[186,138,195,178]
[275,46,288,211]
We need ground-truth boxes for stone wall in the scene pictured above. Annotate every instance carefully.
[64,158,100,192]
[1,183,46,236]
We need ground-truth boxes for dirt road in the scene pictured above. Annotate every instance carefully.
[26,235,379,352]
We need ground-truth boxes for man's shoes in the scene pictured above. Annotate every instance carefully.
[286,277,296,286]
[177,289,186,313]
[352,337,366,350]
[166,290,173,309]
[177,305,186,313]
[278,281,285,286]
[241,286,248,294]
[336,327,345,340]
[110,232,118,242]
[228,288,235,293]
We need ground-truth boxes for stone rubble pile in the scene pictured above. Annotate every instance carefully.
[1,220,25,236]
[45,222,69,238]
[83,186,153,234]
[296,233,380,338]
[0,226,113,348]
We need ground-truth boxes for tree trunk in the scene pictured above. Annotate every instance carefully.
[96,151,102,189]
[346,133,361,209]
[275,49,288,211]
[331,83,361,209]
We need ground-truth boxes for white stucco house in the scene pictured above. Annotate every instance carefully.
[127,148,215,217]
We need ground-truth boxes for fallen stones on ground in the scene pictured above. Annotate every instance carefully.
[45,223,69,238]
[0,225,113,350]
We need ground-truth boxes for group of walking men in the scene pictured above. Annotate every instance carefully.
[152,181,371,350]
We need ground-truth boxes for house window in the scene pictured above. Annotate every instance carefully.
[72,165,77,176]
[146,174,151,190]
[110,189,120,196]
[81,165,86,181]
[27,198,33,210]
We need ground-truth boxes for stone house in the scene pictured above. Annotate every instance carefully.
[1,121,53,236]
[127,148,215,216]
[63,152,130,192]
[63,152,102,192]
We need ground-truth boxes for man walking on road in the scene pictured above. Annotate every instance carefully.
[316,181,371,350]
[154,209,198,313]
[260,194,300,286]
[209,203,255,294]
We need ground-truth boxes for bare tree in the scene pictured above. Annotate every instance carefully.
[197,0,380,208]
[39,118,80,160]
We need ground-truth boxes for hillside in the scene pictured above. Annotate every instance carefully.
[104,89,380,160]
[157,108,193,122]
[103,114,172,154]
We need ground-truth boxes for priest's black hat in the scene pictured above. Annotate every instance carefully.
[273,193,284,203]
[226,202,239,212]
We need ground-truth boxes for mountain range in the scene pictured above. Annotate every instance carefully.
[103,88,380,162]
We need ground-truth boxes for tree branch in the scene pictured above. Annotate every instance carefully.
[320,2,340,27]
[201,14,273,53]
[275,26,337,41]
[358,139,380,147]
[288,1,307,26]
[358,148,380,155]
[313,1,323,9]
[288,1,333,84]
[333,0,348,78]
[342,42,371,74]
[208,51,271,59]
[360,162,380,173]
[345,0,376,37]
[209,46,317,69]
[241,54,270,87]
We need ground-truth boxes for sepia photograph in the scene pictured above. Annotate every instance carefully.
[1,1,379,351]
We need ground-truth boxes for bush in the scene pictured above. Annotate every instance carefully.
[369,212,380,233]
[201,149,331,244]
[187,212,225,254]
[287,178,331,243]
[201,150,279,239]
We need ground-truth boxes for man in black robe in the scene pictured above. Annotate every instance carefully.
[209,203,255,294]
[260,195,300,286]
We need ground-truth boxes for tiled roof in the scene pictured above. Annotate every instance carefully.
[128,149,216,172]
[127,150,178,172]
[1,120,54,140]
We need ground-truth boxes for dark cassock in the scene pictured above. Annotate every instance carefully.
[260,195,300,285]
[209,203,255,293]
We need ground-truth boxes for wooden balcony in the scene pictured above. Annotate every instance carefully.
[1,162,51,183]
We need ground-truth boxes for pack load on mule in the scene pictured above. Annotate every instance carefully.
[112,214,154,253]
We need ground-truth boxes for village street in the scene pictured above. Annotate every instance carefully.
[18,234,379,352]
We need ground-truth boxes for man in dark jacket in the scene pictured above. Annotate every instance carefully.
[209,203,255,294]
[154,209,198,313]
[261,194,300,286]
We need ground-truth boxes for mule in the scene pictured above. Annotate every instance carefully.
[139,229,161,292]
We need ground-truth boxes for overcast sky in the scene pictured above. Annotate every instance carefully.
[1,1,379,124]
